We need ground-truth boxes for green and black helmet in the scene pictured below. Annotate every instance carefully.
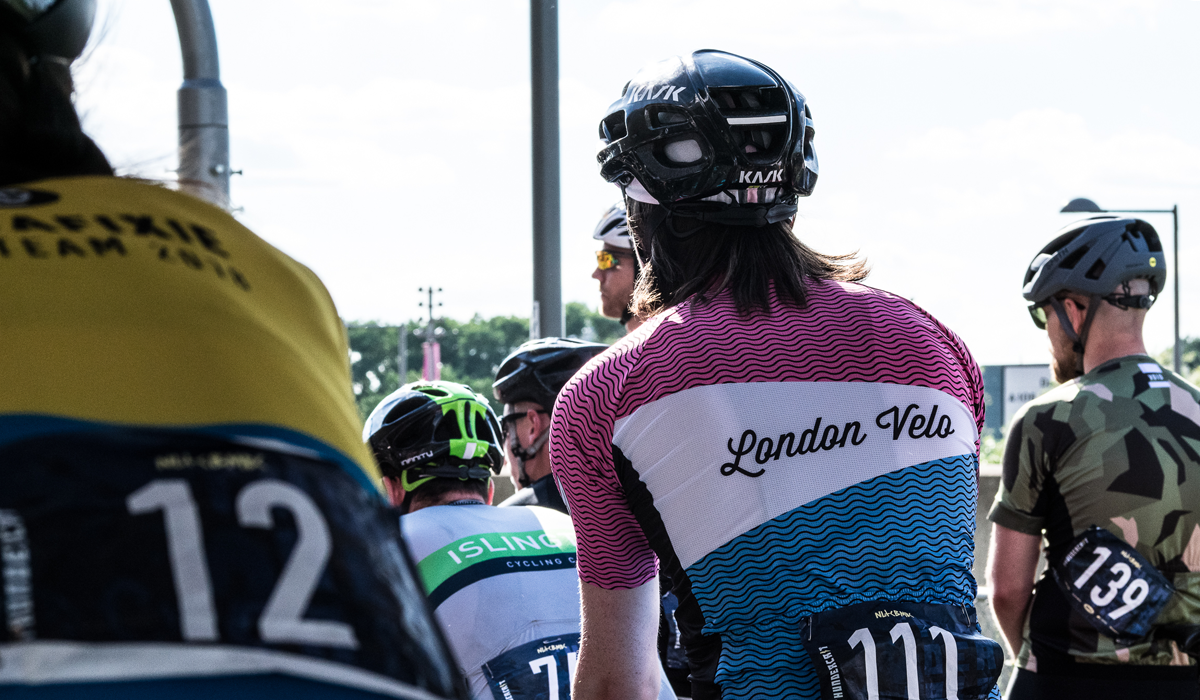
[363,381,503,493]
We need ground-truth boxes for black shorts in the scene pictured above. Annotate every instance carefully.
[1007,668,1199,700]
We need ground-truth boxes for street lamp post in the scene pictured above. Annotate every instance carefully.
[169,0,230,208]
[530,0,562,339]
[1060,198,1181,372]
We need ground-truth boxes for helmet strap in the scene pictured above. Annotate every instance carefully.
[1049,295,1102,376]
[1103,281,1156,311]
[507,422,551,489]
[398,488,416,516]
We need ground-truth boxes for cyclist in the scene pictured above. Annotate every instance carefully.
[0,2,462,697]
[492,338,606,512]
[552,49,1002,700]
[592,203,690,696]
[988,216,1200,699]
[592,203,644,332]
[365,381,677,700]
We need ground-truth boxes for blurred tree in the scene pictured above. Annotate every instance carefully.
[347,315,530,419]
[565,301,625,344]
[348,305,625,420]
[1156,338,1200,384]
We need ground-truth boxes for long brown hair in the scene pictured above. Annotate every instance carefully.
[626,198,869,317]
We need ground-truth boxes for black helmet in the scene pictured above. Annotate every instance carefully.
[363,381,503,493]
[1023,216,1166,305]
[493,337,608,411]
[597,49,817,227]
[1,0,96,61]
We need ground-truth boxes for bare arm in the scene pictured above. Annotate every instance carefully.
[987,523,1041,658]
[573,578,661,700]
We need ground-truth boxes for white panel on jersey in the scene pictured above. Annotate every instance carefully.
[0,642,443,700]
[612,381,977,570]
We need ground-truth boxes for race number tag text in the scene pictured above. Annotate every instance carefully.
[482,633,579,700]
[1050,525,1173,643]
[802,600,1002,700]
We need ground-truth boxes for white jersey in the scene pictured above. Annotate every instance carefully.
[402,503,676,700]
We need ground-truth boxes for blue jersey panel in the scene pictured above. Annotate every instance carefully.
[684,455,980,699]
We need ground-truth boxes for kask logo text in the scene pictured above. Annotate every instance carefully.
[738,169,785,185]
[626,84,687,104]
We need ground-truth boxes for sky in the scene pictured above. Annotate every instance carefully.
[73,0,1200,365]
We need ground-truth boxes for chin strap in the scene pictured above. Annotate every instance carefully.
[398,489,416,516]
[507,424,551,489]
[1049,295,1103,378]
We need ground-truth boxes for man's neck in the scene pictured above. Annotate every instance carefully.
[416,492,486,511]
[522,455,552,485]
[624,316,643,333]
[1083,333,1148,374]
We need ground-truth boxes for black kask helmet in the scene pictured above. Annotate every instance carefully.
[363,381,503,493]
[493,337,608,411]
[0,0,96,61]
[1023,216,1166,305]
[597,49,817,228]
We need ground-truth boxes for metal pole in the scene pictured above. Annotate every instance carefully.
[1174,205,1181,374]
[530,0,562,338]
[169,0,230,208]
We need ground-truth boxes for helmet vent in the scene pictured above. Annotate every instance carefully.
[651,108,689,128]
[1058,244,1090,270]
[709,87,790,165]
[664,139,704,165]
[386,396,430,425]
[601,111,627,143]
[474,412,495,442]
[434,409,459,442]
[1085,259,1106,280]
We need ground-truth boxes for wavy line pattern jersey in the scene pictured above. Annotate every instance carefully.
[0,177,463,700]
[551,281,989,700]
[402,503,676,700]
[990,355,1200,675]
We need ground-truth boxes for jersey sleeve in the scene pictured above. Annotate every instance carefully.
[550,362,657,590]
[988,402,1055,535]
[917,304,987,452]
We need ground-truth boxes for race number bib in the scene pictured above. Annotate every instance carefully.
[0,427,459,694]
[802,600,1003,700]
[482,633,579,700]
[1050,525,1173,642]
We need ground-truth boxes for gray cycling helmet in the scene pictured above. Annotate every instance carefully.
[1023,216,1165,372]
[493,337,608,411]
[1023,216,1165,305]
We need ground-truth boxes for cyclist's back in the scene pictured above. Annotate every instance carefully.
[0,4,462,697]
[555,280,989,698]
[403,503,582,699]
[552,49,1002,700]
[365,381,676,700]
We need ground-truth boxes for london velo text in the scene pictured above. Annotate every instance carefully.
[720,403,956,477]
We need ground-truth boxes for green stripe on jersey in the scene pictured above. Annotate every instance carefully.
[417,525,577,593]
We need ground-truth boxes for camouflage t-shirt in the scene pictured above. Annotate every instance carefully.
[989,354,1200,674]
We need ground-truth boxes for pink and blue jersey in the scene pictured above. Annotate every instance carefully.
[550,280,986,699]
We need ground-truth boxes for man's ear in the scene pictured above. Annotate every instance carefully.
[382,476,404,507]
[530,407,552,435]
[486,478,495,505]
[1064,297,1089,334]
